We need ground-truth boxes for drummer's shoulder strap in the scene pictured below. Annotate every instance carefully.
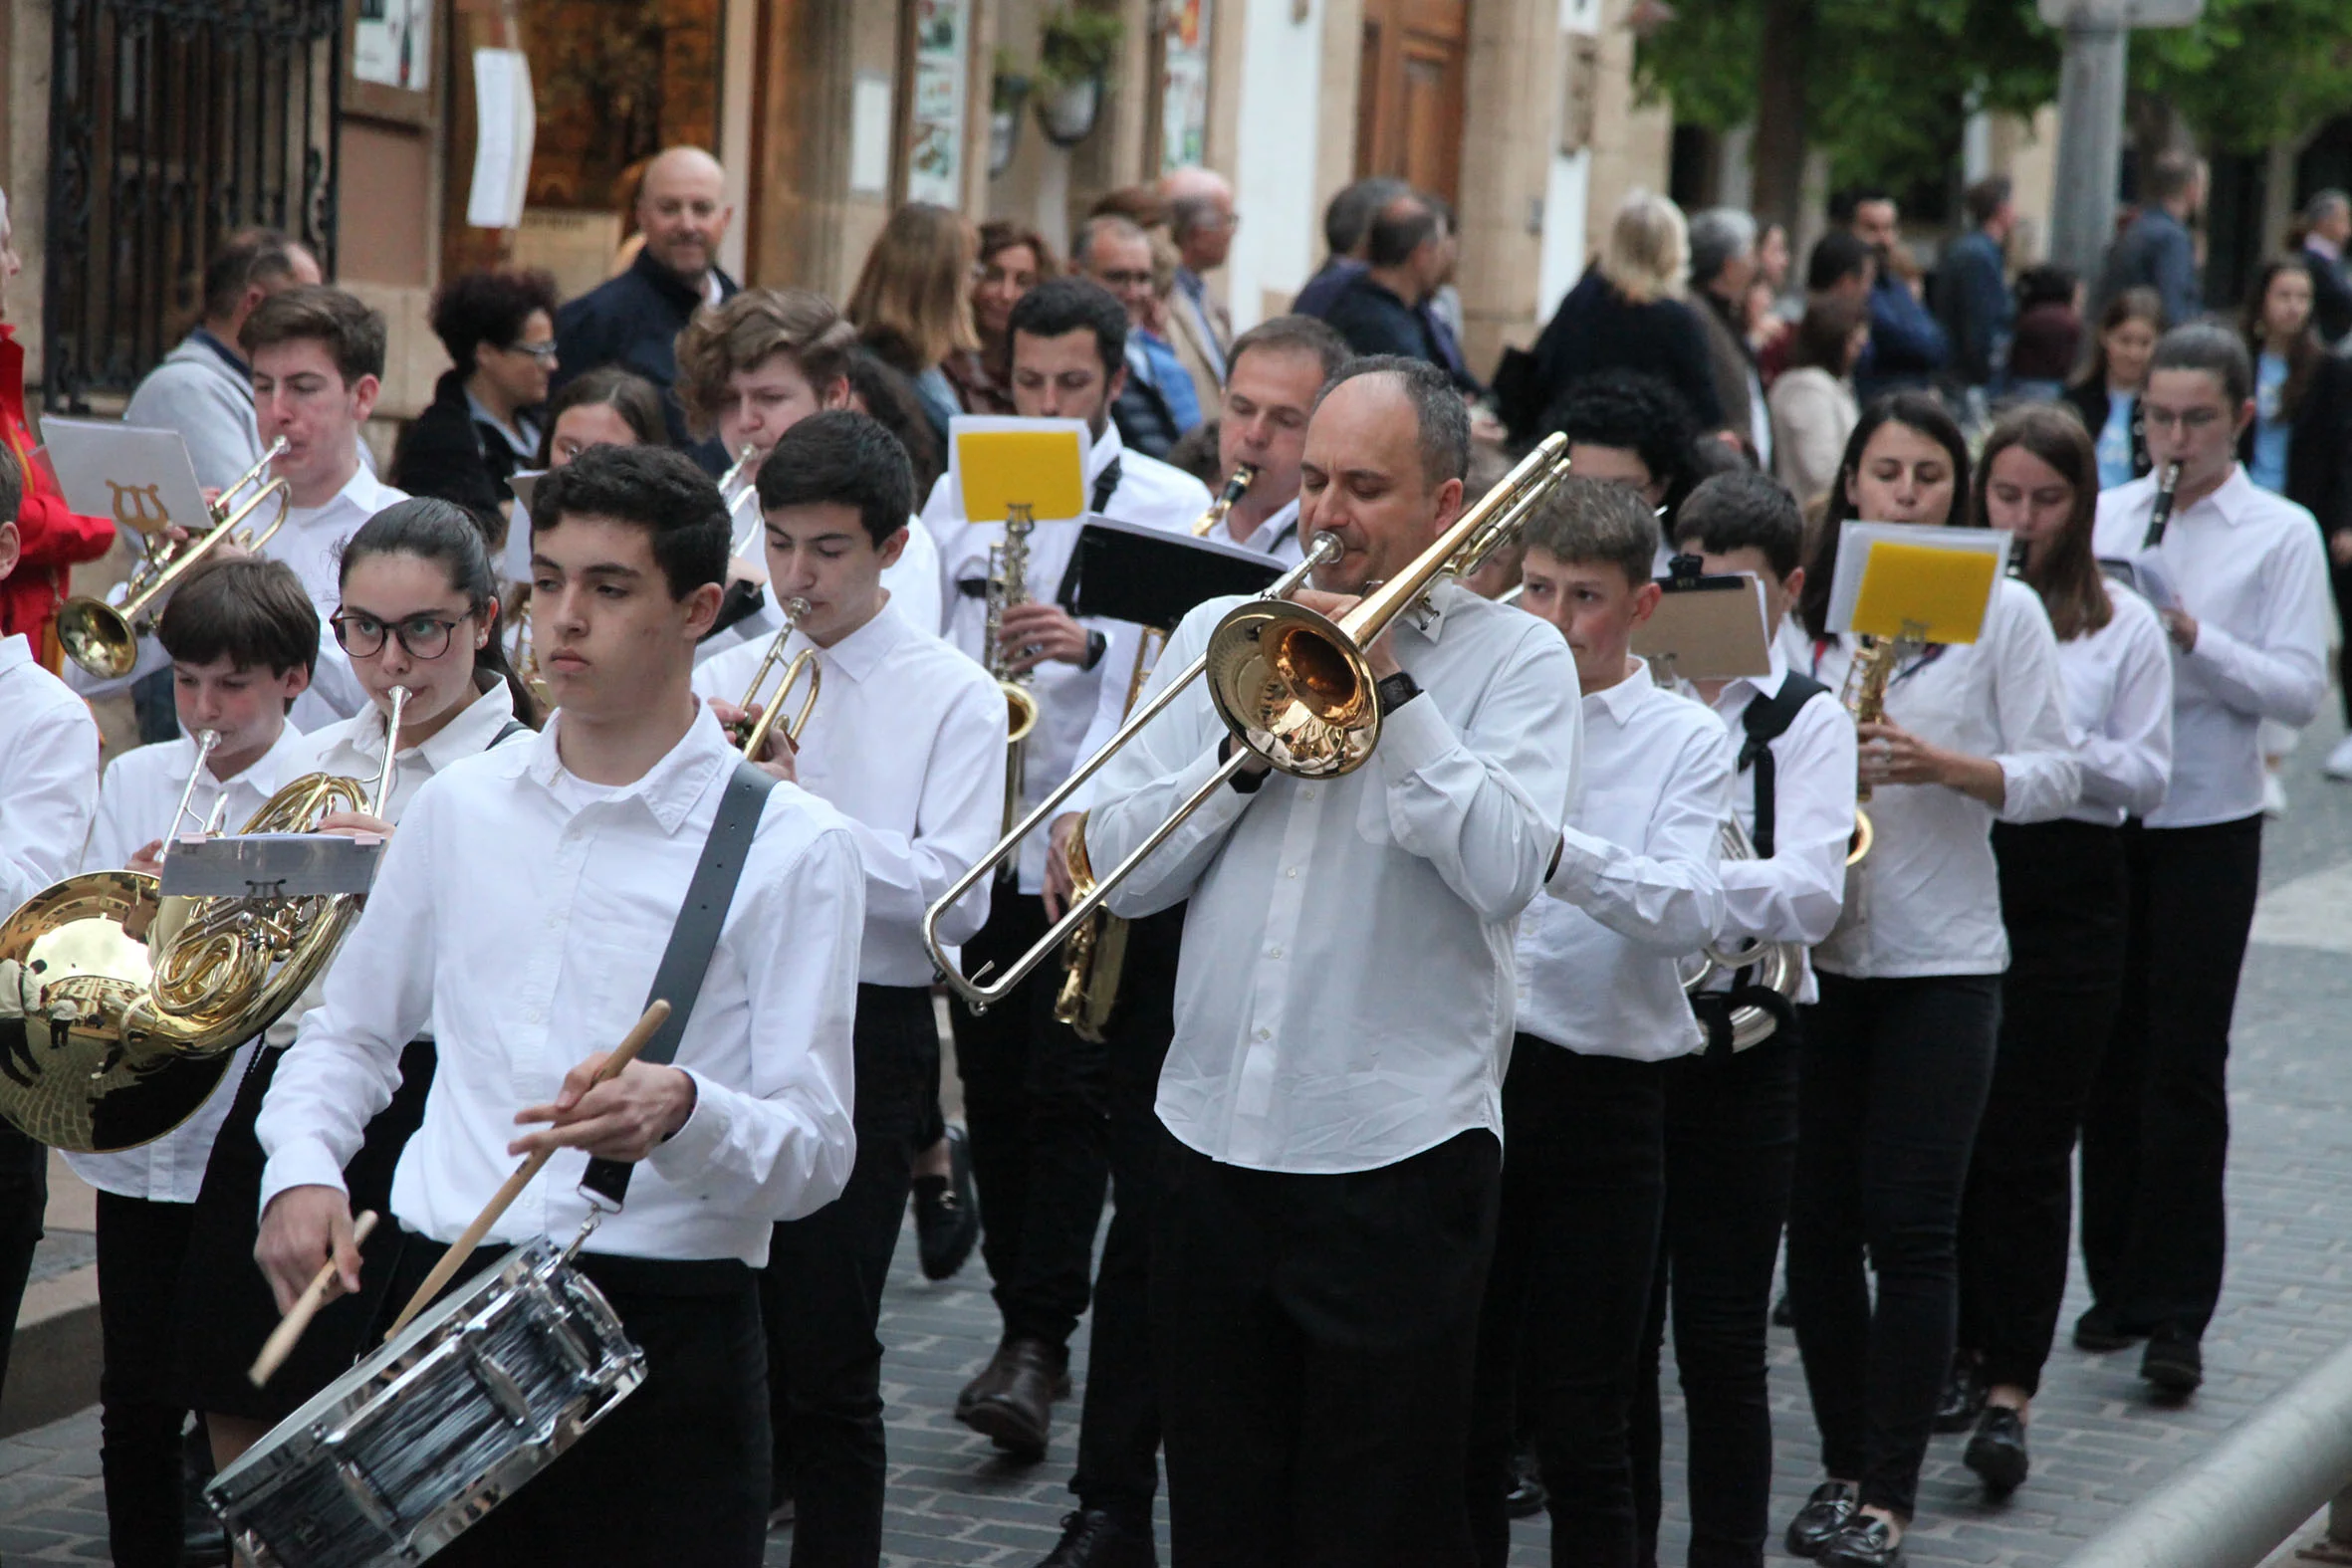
[579,760,779,1208]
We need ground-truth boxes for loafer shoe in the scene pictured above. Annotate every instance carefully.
[2141,1324,2203,1393]
[1964,1405,2029,1495]
[915,1124,981,1281]
[1784,1480,1859,1559]
[1039,1507,1157,1567]
[1933,1349,1987,1434]
[1819,1515,1906,1568]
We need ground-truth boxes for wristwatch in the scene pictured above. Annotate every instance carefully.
[1375,670,1422,712]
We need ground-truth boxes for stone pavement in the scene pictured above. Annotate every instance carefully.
[4,731,2350,1565]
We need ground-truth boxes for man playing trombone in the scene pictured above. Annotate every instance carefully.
[1078,357,1580,1565]
[693,410,1006,1559]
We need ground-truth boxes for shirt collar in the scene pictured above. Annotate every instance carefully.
[189,327,250,380]
[1176,267,1207,303]
[0,633,31,681]
[213,723,315,801]
[301,463,401,522]
[2183,465,2261,529]
[1085,420,1126,487]
[1584,653,1657,725]
[1242,497,1301,554]
[1719,634,1792,709]
[522,700,736,835]
[353,676,521,777]
[798,597,909,686]
[463,386,538,459]
[2309,235,2344,263]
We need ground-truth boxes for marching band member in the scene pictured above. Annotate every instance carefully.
[1946,406,2173,1492]
[253,446,862,1566]
[1083,356,1580,1565]
[673,288,943,658]
[1781,394,2077,1568]
[75,557,318,1566]
[694,410,1005,1562]
[1043,312,1352,1568]
[1469,476,1732,1568]
[0,453,101,1466]
[1635,471,1856,1568]
[2081,324,2331,1392]
[916,276,1209,1457]
[242,285,409,728]
[178,500,536,1468]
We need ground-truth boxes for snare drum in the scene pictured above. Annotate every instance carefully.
[208,1232,645,1567]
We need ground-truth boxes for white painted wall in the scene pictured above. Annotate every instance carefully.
[1227,0,1327,330]
[1534,0,1602,323]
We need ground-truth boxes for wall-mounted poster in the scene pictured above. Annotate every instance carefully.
[906,0,968,206]
[354,0,433,94]
[1161,0,1213,172]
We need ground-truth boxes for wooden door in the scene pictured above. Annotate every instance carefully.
[1354,0,1467,208]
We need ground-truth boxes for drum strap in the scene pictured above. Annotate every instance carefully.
[579,760,779,1208]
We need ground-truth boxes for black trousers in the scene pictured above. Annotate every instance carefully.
[97,1191,197,1568]
[1787,972,1999,1520]
[2330,553,2352,729]
[1069,904,1185,1520]
[761,984,928,1567]
[1471,1042,1666,1568]
[1958,821,2129,1395]
[2080,813,2262,1339]
[383,1236,770,1568]
[1154,1125,1500,1568]
[1631,1026,1801,1568]
[949,889,1109,1349]
[0,1120,47,1410]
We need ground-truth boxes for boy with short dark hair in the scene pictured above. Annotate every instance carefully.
[1625,470,1856,1566]
[76,553,320,1566]
[257,442,865,1567]
[693,409,1006,1559]
[1469,475,1736,1565]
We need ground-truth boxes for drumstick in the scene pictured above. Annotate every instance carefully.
[383,1000,671,1340]
[248,1210,379,1387]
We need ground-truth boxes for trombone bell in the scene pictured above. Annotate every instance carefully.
[1205,602,1381,779]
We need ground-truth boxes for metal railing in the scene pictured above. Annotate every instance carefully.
[2061,1333,2352,1568]
[44,0,343,408]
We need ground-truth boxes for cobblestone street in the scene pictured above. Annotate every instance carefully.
[0,732,2347,1567]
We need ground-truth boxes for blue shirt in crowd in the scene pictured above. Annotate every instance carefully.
[2249,351,2291,495]
[2097,392,2139,492]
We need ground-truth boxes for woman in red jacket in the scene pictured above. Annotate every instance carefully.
[0,188,116,666]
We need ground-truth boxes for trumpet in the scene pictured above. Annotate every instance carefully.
[928,433,1575,1011]
[721,443,764,560]
[1679,817,1803,1048]
[58,438,293,680]
[730,596,822,760]
[510,596,553,711]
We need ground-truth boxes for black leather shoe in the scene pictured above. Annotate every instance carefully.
[183,1423,229,1567]
[2073,1301,2145,1352]
[1964,1405,2029,1495]
[916,1124,981,1281]
[2141,1324,2203,1392]
[1505,1447,1547,1519]
[1933,1349,1988,1433]
[956,1339,1016,1417]
[1039,1507,1157,1567]
[1784,1481,1860,1558]
[960,1335,1063,1458]
[1819,1515,1906,1568]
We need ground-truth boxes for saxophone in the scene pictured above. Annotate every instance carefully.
[983,505,1043,841]
[1840,634,1903,865]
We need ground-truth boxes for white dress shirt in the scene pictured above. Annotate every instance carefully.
[1214,497,1307,565]
[701,501,946,661]
[1517,660,1730,1063]
[0,635,101,915]
[258,705,863,1264]
[1807,577,2079,979]
[922,421,1213,892]
[1699,649,1857,1005]
[2093,467,2331,827]
[269,467,409,619]
[65,725,316,1202]
[1086,578,1581,1174]
[2051,585,2174,827]
[692,598,1008,984]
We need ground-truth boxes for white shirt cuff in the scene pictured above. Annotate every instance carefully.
[1372,688,1453,782]
[646,1065,732,1189]
[257,1142,352,1224]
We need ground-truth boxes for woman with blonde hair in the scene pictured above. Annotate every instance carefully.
[846,201,980,447]
[1508,189,1724,444]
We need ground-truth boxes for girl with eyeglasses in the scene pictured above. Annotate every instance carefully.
[172,499,539,1477]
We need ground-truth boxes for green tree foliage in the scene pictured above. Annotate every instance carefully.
[2132,0,2352,154]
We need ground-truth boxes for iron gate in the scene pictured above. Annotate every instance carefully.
[44,0,344,408]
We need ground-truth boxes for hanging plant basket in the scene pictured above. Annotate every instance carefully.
[1030,5,1121,149]
[1037,76,1103,147]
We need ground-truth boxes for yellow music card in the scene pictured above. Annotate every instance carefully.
[1829,523,2011,644]
[951,417,1089,523]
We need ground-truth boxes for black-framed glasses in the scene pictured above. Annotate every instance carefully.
[332,610,465,659]
[505,339,560,362]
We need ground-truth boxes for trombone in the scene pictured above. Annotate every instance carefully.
[58,438,293,680]
[730,596,822,760]
[925,433,1574,1011]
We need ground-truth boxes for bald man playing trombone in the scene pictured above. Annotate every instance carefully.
[1078,355,1581,1566]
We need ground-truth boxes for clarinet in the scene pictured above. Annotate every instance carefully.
[2141,461,2183,549]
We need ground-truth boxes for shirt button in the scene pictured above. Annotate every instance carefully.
[1286,867,1298,879]
[1302,788,1317,800]
[1254,1026,1271,1041]
[527,1007,545,1024]
[1266,945,1283,959]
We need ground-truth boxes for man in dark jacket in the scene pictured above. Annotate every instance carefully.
[1936,175,2017,408]
[1321,195,1477,392]
[2093,153,2204,329]
[1846,190,1949,400]
[553,145,738,469]
[2297,189,2352,347]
